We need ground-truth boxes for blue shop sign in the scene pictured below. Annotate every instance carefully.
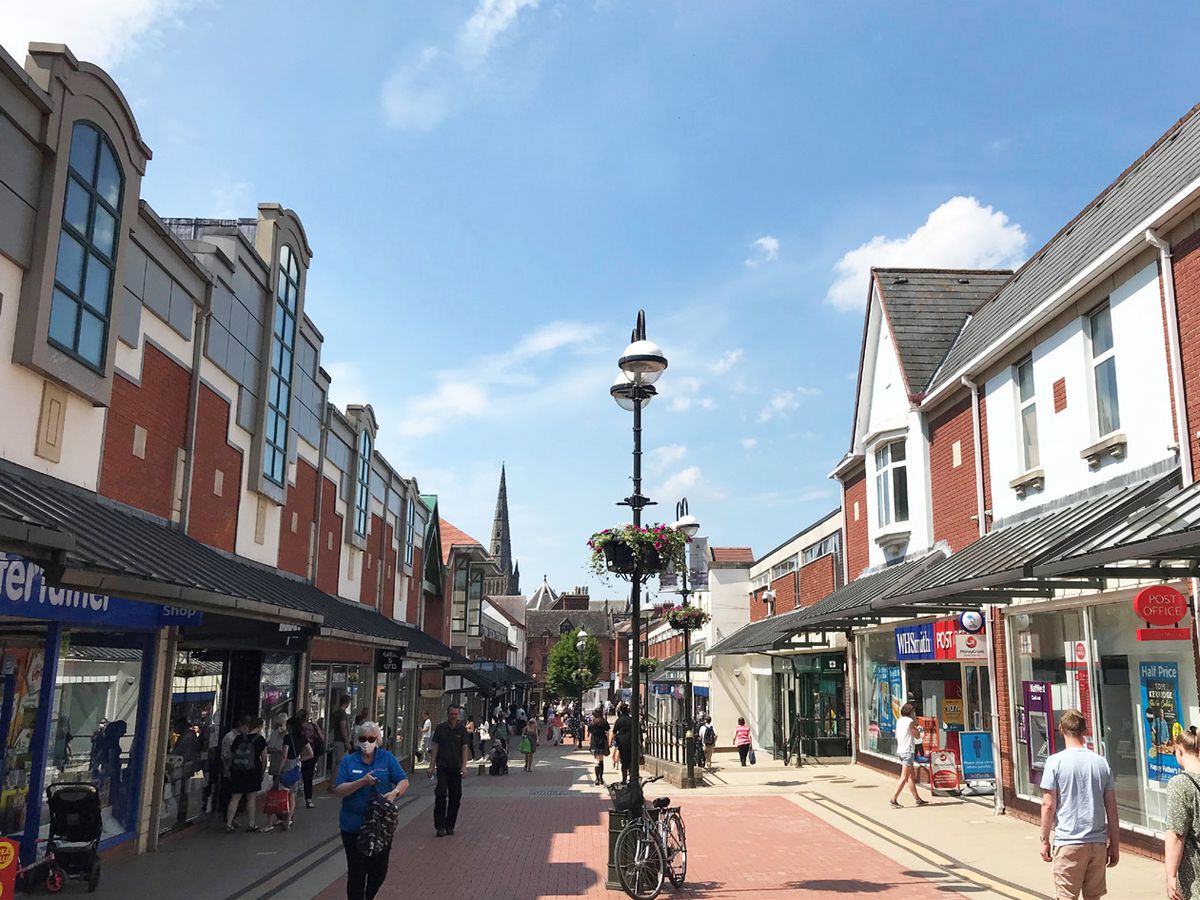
[895,623,935,661]
[0,553,202,630]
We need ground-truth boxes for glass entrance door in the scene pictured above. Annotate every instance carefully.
[964,664,992,733]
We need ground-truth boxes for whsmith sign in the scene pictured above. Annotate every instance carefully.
[0,553,201,630]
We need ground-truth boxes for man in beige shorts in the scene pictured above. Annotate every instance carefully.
[1039,709,1119,899]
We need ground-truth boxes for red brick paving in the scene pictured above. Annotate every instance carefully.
[316,754,960,899]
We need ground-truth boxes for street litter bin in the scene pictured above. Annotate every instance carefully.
[606,807,631,889]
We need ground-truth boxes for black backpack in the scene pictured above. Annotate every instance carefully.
[231,735,256,772]
[356,787,399,856]
[703,725,717,746]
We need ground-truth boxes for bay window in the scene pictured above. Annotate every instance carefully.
[874,441,909,527]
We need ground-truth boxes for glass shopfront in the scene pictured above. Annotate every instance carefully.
[1007,596,1199,834]
[308,663,368,779]
[160,651,222,835]
[858,630,903,757]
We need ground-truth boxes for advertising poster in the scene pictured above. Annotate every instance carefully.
[917,716,939,757]
[1141,661,1183,783]
[888,666,903,726]
[688,537,709,590]
[1023,681,1054,786]
[960,731,996,781]
[870,663,897,735]
[942,697,965,731]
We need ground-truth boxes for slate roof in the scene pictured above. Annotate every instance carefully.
[0,460,455,661]
[527,577,559,611]
[526,609,615,638]
[711,547,754,564]
[874,268,1013,398]
[930,102,1200,394]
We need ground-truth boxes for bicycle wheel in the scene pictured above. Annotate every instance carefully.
[615,819,665,900]
[662,811,687,887]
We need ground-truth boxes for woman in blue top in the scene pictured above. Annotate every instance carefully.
[332,721,408,900]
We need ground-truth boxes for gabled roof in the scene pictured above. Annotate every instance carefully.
[526,609,615,638]
[711,547,754,564]
[874,268,1013,399]
[439,518,484,565]
[930,102,1200,395]
[485,595,526,627]
[527,576,559,610]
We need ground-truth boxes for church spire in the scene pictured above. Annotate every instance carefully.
[486,464,519,595]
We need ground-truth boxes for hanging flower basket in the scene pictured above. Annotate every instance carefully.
[174,660,204,680]
[587,524,689,579]
[666,605,709,631]
[638,657,659,674]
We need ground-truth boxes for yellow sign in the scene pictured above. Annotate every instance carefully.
[0,842,13,870]
[942,698,964,727]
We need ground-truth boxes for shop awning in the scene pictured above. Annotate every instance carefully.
[460,661,533,692]
[880,472,1178,609]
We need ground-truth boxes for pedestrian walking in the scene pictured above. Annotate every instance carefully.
[612,703,632,783]
[1167,725,1200,900]
[589,706,611,785]
[419,715,433,763]
[300,709,324,810]
[1039,709,1119,899]
[429,705,469,837]
[521,717,539,772]
[225,717,267,833]
[333,721,408,900]
[466,716,482,763]
[551,709,564,745]
[330,695,352,774]
[889,703,927,808]
[734,716,753,767]
[698,716,717,769]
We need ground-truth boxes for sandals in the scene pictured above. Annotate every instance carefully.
[889,800,901,808]
[245,824,261,832]
[224,824,236,833]
[915,798,929,806]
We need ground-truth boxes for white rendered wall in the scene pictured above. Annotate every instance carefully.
[986,262,1175,520]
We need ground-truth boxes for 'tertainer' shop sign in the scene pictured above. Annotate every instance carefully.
[1133,585,1191,642]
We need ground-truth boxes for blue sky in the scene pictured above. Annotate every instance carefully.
[5,2,1200,600]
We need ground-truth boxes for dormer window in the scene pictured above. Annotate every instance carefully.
[264,246,300,485]
[874,440,909,526]
[353,429,371,537]
[49,122,123,371]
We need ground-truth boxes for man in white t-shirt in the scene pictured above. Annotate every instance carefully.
[889,702,927,808]
[1039,708,1118,899]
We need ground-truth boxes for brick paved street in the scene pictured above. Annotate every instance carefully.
[312,745,964,900]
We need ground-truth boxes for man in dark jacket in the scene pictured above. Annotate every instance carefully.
[428,706,469,837]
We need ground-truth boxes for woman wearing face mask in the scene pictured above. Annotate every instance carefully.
[1166,725,1200,900]
[332,721,408,900]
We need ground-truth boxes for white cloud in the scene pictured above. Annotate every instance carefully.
[710,349,743,375]
[666,376,715,413]
[649,445,688,471]
[513,320,601,357]
[758,386,819,422]
[740,437,757,450]
[825,196,1028,312]
[745,235,780,267]
[381,0,539,131]
[658,466,701,499]
[0,0,190,71]
[750,485,837,508]
[209,178,254,219]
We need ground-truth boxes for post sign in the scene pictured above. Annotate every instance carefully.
[896,618,987,661]
[959,731,995,781]
[1134,585,1191,641]
[376,646,406,673]
[929,749,960,791]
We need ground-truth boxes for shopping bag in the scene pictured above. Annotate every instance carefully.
[280,761,302,788]
[749,749,757,765]
[263,788,291,817]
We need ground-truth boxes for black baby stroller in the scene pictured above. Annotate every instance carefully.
[40,783,103,892]
[489,740,509,776]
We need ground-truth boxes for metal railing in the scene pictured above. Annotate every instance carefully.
[643,720,696,766]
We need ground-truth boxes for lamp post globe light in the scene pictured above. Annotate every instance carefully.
[576,627,590,713]
[672,498,700,788]
[610,309,666,811]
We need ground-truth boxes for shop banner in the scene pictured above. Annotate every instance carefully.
[960,731,995,781]
[1023,681,1054,787]
[871,663,901,734]
[1141,661,1183,783]
[659,572,677,591]
[689,538,709,590]
[955,633,987,660]
[0,553,201,630]
[929,748,960,791]
[895,623,935,661]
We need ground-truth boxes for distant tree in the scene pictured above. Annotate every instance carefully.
[546,629,602,701]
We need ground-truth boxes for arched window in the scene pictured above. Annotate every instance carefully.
[353,429,371,537]
[49,122,123,370]
[264,245,300,485]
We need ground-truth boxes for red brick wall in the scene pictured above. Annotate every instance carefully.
[424,590,448,646]
[100,345,190,518]
[771,571,798,615]
[381,523,398,620]
[798,554,837,606]
[928,392,980,552]
[316,478,342,596]
[1173,229,1200,474]
[406,547,423,623]
[277,459,318,578]
[749,588,770,622]
[360,513,385,607]
[187,385,241,552]
[843,469,869,580]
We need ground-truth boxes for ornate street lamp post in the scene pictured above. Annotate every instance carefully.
[672,498,701,788]
[610,310,667,807]
[576,627,590,715]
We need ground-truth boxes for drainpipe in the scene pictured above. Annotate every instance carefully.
[179,281,213,533]
[1145,229,1193,486]
[961,376,1005,814]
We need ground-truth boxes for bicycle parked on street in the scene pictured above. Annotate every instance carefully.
[608,774,686,900]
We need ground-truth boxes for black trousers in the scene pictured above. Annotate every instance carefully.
[738,744,750,766]
[341,831,389,900]
[301,758,316,801]
[434,766,463,830]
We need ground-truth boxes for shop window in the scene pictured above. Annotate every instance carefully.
[50,122,123,371]
[260,652,296,721]
[874,441,909,527]
[353,430,371,538]
[857,630,902,757]
[1016,356,1040,471]
[264,246,300,485]
[160,651,222,835]
[1087,303,1120,437]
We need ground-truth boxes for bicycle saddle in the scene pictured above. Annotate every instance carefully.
[652,797,670,808]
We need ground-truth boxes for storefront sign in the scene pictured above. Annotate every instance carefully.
[376,647,406,672]
[0,839,15,898]
[0,554,201,630]
[895,623,934,661]
[959,731,995,781]
[1134,585,1189,625]
[1023,681,1054,786]
[1140,661,1183,783]
[929,749,960,791]
[958,610,985,633]
[954,633,987,660]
